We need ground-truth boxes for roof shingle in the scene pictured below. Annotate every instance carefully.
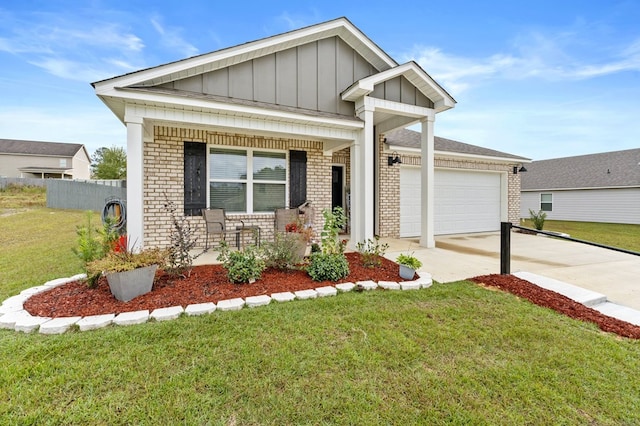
[521,148,640,190]
[0,139,85,157]
[385,128,530,161]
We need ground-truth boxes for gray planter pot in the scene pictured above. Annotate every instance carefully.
[399,264,416,280]
[106,265,158,302]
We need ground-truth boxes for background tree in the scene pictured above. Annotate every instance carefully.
[91,146,127,179]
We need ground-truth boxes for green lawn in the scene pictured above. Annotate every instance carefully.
[2,196,640,424]
[520,219,640,253]
[0,208,93,301]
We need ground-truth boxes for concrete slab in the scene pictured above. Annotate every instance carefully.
[294,289,318,300]
[77,314,116,331]
[114,310,150,326]
[384,232,640,310]
[335,282,356,292]
[0,301,25,315]
[400,281,421,291]
[378,281,401,290]
[245,295,271,308]
[20,285,50,296]
[15,315,51,333]
[217,298,245,311]
[0,310,29,329]
[151,306,184,321]
[185,303,216,316]
[40,316,82,334]
[271,292,296,302]
[356,281,377,291]
[315,286,338,297]
[514,272,607,307]
[593,302,640,326]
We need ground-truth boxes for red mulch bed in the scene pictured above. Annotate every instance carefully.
[23,253,640,339]
[470,274,640,339]
[24,253,407,318]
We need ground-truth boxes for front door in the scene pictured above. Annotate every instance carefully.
[331,166,344,210]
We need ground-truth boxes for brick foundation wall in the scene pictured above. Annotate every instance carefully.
[144,126,332,249]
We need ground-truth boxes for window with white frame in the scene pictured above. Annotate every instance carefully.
[209,147,286,213]
[540,193,552,211]
[59,159,67,167]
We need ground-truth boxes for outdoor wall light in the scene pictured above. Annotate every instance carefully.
[513,165,527,174]
[388,151,402,166]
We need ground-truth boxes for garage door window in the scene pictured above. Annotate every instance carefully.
[540,193,552,211]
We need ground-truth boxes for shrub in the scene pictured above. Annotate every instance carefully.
[87,248,167,276]
[262,231,305,269]
[73,211,118,287]
[529,209,547,230]
[356,235,389,268]
[307,253,349,282]
[319,207,347,255]
[165,197,200,277]
[217,243,265,284]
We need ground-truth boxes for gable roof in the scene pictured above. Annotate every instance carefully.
[93,17,396,90]
[385,128,530,162]
[342,61,455,113]
[521,148,640,190]
[93,17,454,125]
[0,139,87,158]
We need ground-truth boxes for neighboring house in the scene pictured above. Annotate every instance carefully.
[92,17,524,250]
[521,148,640,224]
[384,129,529,236]
[0,139,91,180]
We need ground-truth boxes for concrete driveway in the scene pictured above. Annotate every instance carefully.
[384,232,640,311]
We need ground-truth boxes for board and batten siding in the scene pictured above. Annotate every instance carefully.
[521,188,640,225]
[159,37,377,116]
[158,36,436,118]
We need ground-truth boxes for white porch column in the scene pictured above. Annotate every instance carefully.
[419,116,435,248]
[125,115,144,250]
[350,101,375,246]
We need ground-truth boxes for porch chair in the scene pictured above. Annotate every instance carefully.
[274,207,300,233]
[202,208,242,250]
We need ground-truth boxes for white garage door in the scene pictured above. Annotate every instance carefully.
[399,168,502,237]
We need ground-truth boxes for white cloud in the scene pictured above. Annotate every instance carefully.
[402,32,640,96]
[150,15,199,57]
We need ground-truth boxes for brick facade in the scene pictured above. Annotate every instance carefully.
[144,126,521,248]
[144,126,332,249]
[332,135,522,238]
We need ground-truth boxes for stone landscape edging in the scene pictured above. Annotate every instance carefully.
[0,272,434,335]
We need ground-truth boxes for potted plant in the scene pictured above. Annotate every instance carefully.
[396,253,423,280]
[87,247,167,302]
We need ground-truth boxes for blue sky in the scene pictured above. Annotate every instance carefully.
[1,1,639,160]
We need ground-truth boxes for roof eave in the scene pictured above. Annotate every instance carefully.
[92,17,398,91]
[341,61,456,113]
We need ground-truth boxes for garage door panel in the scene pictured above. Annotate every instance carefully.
[400,168,502,237]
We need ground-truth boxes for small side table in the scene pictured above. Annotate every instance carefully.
[235,225,261,249]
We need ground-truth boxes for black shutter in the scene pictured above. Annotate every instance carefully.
[184,142,207,216]
[289,150,307,208]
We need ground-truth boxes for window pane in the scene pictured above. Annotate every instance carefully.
[210,148,247,180]
[210,182,246,212]
[541,194,552,202]
[253,183,285,212]
[541,203,552,212]
[253,151,285,181]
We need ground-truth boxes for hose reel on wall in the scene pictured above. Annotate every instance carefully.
[102,197,126,232]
